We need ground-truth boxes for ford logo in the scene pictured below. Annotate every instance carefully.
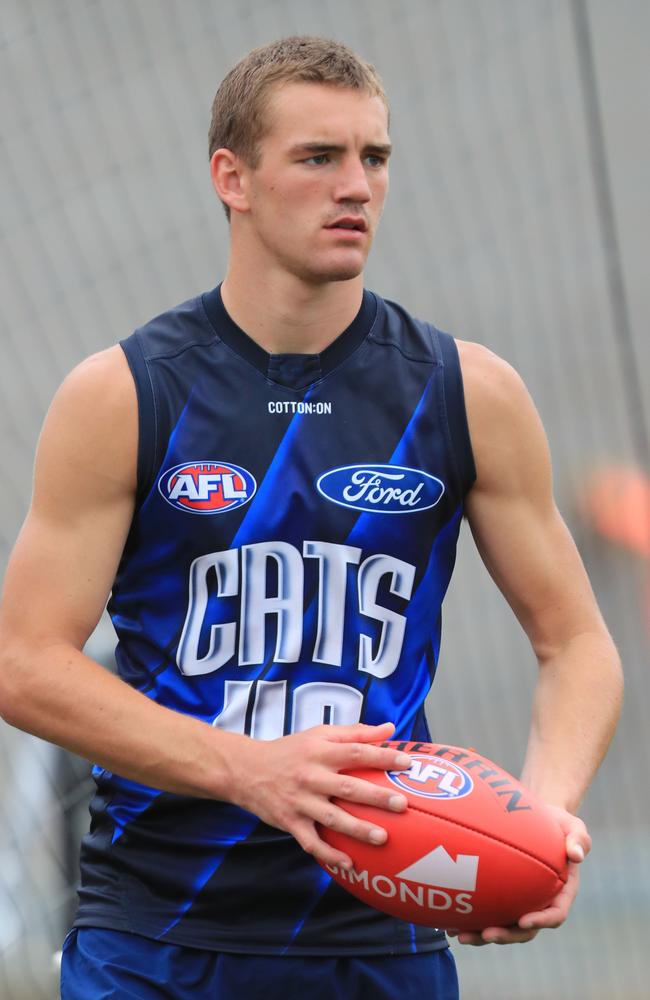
[316,464,444,514]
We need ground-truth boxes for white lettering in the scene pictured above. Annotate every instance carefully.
[343,470,404,503]
[240,541,304,665]
[399,483,424,506]
[179,541,415,675]
[408,761,446,784]
[169,473,201,501]
[439,770,463,796]
[371,875,397,898]
[213,680,361,740]
[303,541,362,666]
[399,881,425,907]
[348,868,370,889]
[357,554,416,678]
[405,761,462,796]
[177,549,239,675]
[339,470,428,508]
[212,679,252,733]
[250,679,288,740]
[327,866,475,916]
[267,401,332,414]
[291,681,363,733]
[196,474,222,500]
[168,471,247,502]
[333,866,371,890]
[221,473,246,500]
[426,889,453,911]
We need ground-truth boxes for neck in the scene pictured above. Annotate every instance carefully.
[221,262,364,355]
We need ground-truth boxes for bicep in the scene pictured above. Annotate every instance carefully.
[466,486,601,659]
[0,347,137,650]
[461,343,604,658]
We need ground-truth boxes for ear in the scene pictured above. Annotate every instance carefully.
[210,148,251,215]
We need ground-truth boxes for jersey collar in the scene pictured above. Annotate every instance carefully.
[202,284,377,390]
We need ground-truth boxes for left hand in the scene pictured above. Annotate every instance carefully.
[447,806,591,946]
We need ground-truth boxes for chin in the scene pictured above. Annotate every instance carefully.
[320,266,364,283]
[294,255,366,285]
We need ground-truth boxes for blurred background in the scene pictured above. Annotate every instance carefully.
[1,0,648,997]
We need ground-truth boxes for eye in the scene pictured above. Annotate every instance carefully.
[304,154,330,166]
[365,154,386,168]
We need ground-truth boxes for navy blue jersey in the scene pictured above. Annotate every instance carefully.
[74,286,476,955]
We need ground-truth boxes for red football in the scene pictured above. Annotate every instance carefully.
[319,741,568,930]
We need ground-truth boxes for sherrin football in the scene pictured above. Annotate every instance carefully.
[319,741,568,930]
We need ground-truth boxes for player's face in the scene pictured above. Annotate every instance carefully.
[243,83,391,284]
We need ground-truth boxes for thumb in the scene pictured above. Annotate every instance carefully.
[565,824,591,863]
[567,840,586,863]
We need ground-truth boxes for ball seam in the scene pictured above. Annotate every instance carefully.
[404,802,566,882]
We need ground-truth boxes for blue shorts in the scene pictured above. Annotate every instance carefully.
[61,927,459,1000]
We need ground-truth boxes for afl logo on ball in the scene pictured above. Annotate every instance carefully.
[158,461,256,514]
[388,754,474,800]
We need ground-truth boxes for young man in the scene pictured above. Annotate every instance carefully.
[0,36,622,1000]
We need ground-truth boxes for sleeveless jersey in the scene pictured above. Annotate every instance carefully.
[74,285,476,955]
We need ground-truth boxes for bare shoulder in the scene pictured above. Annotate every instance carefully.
[455,339,550,492]
[37,345,137,499]
[456,339,531,417]
[56,344,135,411]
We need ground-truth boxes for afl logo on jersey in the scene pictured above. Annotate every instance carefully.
[388,754,474,801]
[158,461,256,515]
[316,464,444,514]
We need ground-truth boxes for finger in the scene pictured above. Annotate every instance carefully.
[327,741,412,773]
[323,721,396,743]
[453,926,540,946]
[453,931,488,946]
[518,906,565,931]
[310,796,390,846]
[478,927,540,945]
[518,899,570,931]
[316,772,408,813]
[292,819,353,870]
[518,862,579,930]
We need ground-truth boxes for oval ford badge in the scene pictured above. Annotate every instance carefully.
[316,464,444,514]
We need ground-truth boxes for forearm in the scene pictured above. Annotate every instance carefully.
[0,639,418,873]
[520,629,623,813]
[0,639,245,799]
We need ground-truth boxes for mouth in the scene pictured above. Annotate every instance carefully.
[324,216,368,234]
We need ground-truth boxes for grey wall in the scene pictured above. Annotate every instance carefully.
[1,2,648,997]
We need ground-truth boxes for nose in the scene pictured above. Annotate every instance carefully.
[333,156,372,204]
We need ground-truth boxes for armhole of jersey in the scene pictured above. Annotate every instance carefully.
[119,333,158,507]
[434,328,477,496]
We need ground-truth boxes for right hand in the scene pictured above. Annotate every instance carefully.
[226,721,412,869]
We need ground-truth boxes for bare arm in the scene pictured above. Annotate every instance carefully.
[0,347,237,794]
[455,340,623,942]
[0,348,410,868]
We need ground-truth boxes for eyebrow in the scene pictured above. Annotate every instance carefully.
[288,141,393,157]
